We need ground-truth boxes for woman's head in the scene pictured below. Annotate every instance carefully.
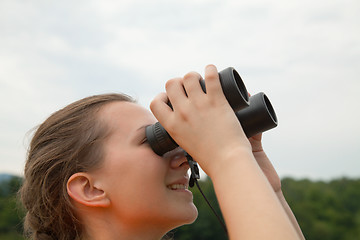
[20,93,197,240]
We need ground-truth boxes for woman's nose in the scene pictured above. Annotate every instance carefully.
[164,148,189,169]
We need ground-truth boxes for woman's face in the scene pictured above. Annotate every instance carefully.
[94,101,198,230]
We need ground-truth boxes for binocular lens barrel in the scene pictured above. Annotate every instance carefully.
[145,68,278,156]
[235,92,278,138]
[200,67,250,112]
[145,122,178,156]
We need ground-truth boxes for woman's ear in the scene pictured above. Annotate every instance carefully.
[67,172,110,208]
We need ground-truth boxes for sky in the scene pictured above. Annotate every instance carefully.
[1,0,359,180]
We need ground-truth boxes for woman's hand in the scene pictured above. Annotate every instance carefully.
[150,65,252,176]
[151,65,302,240]
[249,133,282,193]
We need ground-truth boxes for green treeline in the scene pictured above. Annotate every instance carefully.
[0,175,24,240]
[281,177,360,240]
[1,175,360,239]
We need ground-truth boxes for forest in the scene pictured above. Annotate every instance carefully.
[1,174,360,240]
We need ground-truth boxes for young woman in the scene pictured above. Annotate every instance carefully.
[20,65,304,240]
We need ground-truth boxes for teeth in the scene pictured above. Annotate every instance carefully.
[168,184,188,190]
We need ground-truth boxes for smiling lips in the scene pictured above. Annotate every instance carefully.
[167,183,189,190]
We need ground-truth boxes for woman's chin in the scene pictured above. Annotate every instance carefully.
[187,204,198,224]
[172,203,198,228]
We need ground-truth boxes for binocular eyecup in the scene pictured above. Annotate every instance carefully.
[145,67,278,156]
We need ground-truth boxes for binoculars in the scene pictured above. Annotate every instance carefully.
[145,67,278,156]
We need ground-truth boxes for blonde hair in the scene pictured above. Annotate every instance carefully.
[20,93,135,240]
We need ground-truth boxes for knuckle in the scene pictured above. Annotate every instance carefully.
[174,102,191,122]
[207,97,220,107]
[190,96,206,109]
[183,71,201,81]
[150,93,168,111]
[165,77,182,90]
[177,109,189,122]
[206,72,218,82]
[149,98,157,111]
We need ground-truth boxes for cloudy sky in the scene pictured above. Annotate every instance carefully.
[1,0,359,180]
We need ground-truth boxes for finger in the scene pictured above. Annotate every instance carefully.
[183,71,205,99]
[204,64,224,97]
[150,92,173,123]
[249,133,263,151]
[165,77,188,110]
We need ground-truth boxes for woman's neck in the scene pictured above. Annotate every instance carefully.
[83,214,171,240]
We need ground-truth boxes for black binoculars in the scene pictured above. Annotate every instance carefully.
[145,67,278,156]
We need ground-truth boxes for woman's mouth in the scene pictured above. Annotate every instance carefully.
[167,183,189,190]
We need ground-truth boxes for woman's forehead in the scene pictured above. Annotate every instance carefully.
[100,101,156,131]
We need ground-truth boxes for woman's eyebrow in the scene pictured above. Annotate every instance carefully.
[129,125,150,143]
[136,125,150,132]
